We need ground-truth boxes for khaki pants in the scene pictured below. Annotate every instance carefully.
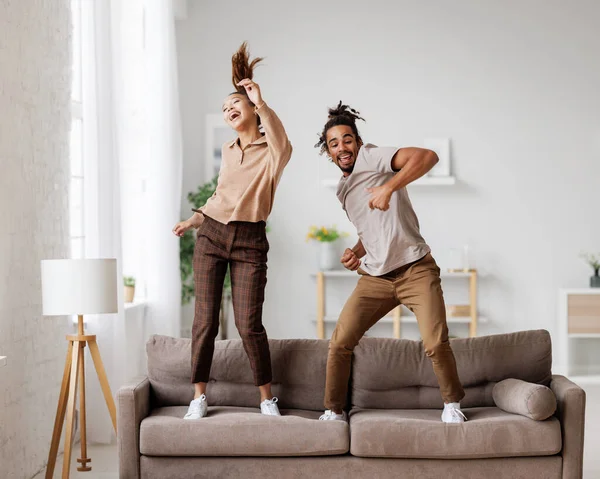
[324,253,465,411]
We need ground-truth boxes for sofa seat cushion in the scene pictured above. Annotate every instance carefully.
[140,406,349,457]
[349,407,561,459]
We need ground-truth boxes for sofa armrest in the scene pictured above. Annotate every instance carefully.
[117,376,151,479]
[550,375,586,479]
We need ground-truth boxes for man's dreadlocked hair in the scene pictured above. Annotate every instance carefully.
[315,101,365,156]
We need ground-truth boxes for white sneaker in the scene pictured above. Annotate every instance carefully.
[260,397,281,416]
[184,394,208,420]
[441,402,467,423]
[319,410,347,421]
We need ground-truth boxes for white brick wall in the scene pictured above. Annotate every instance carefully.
[0,1,71,477]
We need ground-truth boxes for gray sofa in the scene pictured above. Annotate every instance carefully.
[117,329,586,478]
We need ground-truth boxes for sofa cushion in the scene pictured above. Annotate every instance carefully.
[493,378,557,420]
[349,407,561,459]
[352,330,552,409]
[139,406,349,457]
[147,335,329,410]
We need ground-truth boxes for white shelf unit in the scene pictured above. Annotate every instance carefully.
[312,269,480,339]
[313,315,487,324]
[312,270,474,279]
[321,176,456,188]
[557,288,600,381]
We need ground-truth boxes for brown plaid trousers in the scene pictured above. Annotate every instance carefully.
[191,214,272,386]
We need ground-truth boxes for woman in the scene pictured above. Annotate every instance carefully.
[173,43,292,419]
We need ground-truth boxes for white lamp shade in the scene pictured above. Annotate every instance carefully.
[41,259,118,316]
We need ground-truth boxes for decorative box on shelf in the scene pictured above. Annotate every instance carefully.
[311,268,482,339]
[557,288,600,381]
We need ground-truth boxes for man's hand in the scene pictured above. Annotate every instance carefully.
[366,184,393,211]
[237,79,264,108]
[341,248,361,271]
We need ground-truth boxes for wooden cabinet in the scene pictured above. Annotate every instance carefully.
[558,289,600,380]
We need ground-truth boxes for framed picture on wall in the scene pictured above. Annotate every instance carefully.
[424,138,451,177]
[205,114,235,180]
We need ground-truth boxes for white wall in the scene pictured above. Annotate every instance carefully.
[175,1,600,348]
[0,0,71,477]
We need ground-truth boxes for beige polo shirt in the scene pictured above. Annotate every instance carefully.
[200,103,292,224]
[336,144,430,276]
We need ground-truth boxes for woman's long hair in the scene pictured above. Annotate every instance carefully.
[231,42,263,100]
[229,42,263,127]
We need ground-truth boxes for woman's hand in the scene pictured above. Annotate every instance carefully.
[172,213,203,237]
[237,79,264,108]
[172,220,194,237]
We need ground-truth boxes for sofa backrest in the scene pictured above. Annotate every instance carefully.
[351,329,553,409]
[146,335,329,410]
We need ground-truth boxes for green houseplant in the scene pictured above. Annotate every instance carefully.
[180,176,231,338]
[124,276,136,303]
[180,176,232,305]
[181,176,272,336]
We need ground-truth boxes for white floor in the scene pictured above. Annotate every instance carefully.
[33,443,118,479]
[34,383,600,479]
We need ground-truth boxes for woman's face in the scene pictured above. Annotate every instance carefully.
[222,93,255,131]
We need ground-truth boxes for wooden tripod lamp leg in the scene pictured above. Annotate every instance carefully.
[77,342,91,472]
[62,342,82,479]
[45,342,73,479]
[88,340,117,433]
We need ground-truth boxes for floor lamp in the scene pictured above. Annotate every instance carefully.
[41,259,119,479]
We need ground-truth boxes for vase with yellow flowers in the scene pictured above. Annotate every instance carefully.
[306,225,349,270]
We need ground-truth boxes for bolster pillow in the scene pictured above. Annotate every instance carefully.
[492,378,557,420]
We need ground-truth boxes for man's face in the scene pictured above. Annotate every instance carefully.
[326,125,362,175]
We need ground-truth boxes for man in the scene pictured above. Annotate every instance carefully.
[315,102,466,423]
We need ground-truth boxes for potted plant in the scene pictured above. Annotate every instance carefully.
[124,276,136,303]
[580,252,600,288]
[180,176,231,339]
[306,225,349,270]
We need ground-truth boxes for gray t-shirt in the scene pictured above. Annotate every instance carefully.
[336,144,430,276]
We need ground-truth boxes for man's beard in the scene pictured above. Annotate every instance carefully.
[339,163,355,174]
[337,151,355,174]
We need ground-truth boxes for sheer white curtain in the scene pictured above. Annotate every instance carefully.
[142,0,183,340]
[81,0,126,443]
[83,0,183,443]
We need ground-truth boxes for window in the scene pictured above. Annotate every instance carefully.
[70,0,84,259]
[119,0,149,300]
[68,0,149,300]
